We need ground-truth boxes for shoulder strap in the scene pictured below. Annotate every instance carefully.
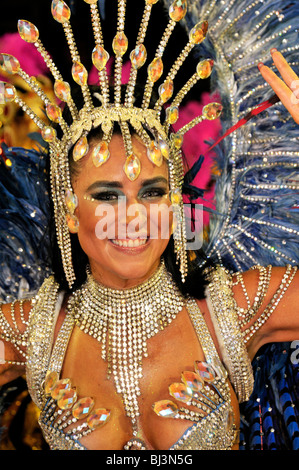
[26,276,63,409]
[205,267,254,403]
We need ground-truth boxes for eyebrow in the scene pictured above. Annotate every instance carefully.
[86,177,168,192]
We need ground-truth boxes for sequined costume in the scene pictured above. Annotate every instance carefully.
[0,0,299,451]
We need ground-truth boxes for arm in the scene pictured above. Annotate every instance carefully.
[0,300,32,386]
[232,265,299,360]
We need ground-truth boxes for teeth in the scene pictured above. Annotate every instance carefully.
[111,238,147,248]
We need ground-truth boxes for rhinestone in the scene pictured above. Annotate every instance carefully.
[44,371,59,395]
[72,397,95,419]
[86,408,111,429]
[146,0,159,4]
[194,361,216,382]
[181,371,204,392]
[46,103,62,123]
[51,0,71,24]
[112,32,128,57]
[169,382,193,403]
[51,378,72,400]
[91,140,110,167]
[57,388,77,410]
[54,80,71,102]
[130,44,147,70]
[158,79,174,104]
[72,61,88,86]
[196,59,214,79]
[3,83,16,102]
[0,54,20,74]
[18,20,39,43]
[147,57,163,83]
[165,105,179,124]
[92,45,110,72]
[158,139,170,159]
[170,188,182,205]
[147,141,163,167]
[202,102,223,120]
[41,126,57,143]
[73,136,89,161]
[152,400,179,418]
[124,154,141,181]
[169,0,187,22]
[65,189,78,213]
[189,21,209,45]
[171,133,183,149]
[66,214,79,232]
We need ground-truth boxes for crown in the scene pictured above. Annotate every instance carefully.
[0,0,223,288]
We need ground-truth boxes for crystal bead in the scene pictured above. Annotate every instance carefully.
[171,133,183,149]
[65,189,78,213]
[44,371,59,395]
[146,0,159,4]
[211,356,228,380]
[158,79,174,104]
[57,388,77,410]
[166,105,179,124]
[73,136,89,161]
[51,0,71,24]
[181,371,204,392]
[147,141,163,167]
[169,0,187,22]
[51,378,72,400]
[54,80,71,102]
[170,188,182,205]
[86,408,111,430]
[202,102,223,120]
[112,32,128,57]
[152,400,179,418]
[0,54,20,74]
[147,57,163,83]
[72,61,88,86]
[189,21,209,45]
[123,154,141,181]
[91,140,110,167]
[3,83,16,102]
[72,397,95,419]
[196,59,214,79]
[130,44,147,70]
[18,20,39,43]
[194,361,216,383]
[169,382,193,403]
[158,139,170,160]
[46,103,62,123]
[92,45,110,72]
[66,214,79,232]
[41,126,57,143]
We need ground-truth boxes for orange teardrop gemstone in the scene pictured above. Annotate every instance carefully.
[0,54,20,74]
[65,189,78,213]
[66,214,79,233]
[158,79,174,104]
[87,408,111,429]
[147,57,163,83]
[18,20,39,43]
[92,45,110,72]
[72,61,88,86]
[46,103,62,123]
[170,188,182,205]
[130,44,147,70]
[83,0,98,4]
[169,382,193,403]
[3,83,16,102]
[169,0,187,22]
[51,378,72,400]
[194,361,217,382]
[147,141,163,167]
[54,80,71,102]
[57,388,77,410]
[123,154,141,181]
[166,105,179,124]
[41,126,57,143]
[73,136,89,161]
[202,102,223,120]
[112,32,128,57]
[91,141,110,167]
[44,371,59,395]
[152,400,179,418]
[158,139,170,160]
[181,371,204,392]
[196,59,214,79]
[146,0,159,4]
[72,397,95,419]
[51,0,71,23]
[189,21,209,45]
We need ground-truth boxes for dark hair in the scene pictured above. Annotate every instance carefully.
[47,85,212,299]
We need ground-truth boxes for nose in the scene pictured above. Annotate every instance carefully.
[117,196,148,239]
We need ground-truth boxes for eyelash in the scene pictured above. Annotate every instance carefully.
[88,188,168,202]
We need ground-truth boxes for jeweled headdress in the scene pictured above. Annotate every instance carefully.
[0,0,222,288]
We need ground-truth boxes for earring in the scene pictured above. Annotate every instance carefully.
[65,189,79,233]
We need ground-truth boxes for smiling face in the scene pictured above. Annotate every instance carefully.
[71,133,173,289]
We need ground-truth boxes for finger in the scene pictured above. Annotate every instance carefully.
[270,49,299,88]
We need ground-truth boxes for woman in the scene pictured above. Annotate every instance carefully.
[0,0,299,450]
